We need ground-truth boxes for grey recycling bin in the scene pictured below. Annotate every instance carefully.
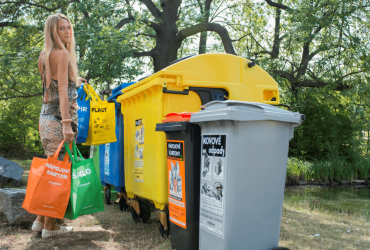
[190,100,304,250]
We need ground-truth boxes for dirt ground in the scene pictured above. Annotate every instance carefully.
[3,160,370,249]
[0,203,171,250]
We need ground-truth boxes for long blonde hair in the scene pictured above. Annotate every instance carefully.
[43,13,78,87]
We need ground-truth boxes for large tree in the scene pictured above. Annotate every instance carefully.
[1,0,369,159]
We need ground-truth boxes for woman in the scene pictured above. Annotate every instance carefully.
[31,13,86,238]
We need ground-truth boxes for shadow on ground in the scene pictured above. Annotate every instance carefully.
[0,203,171,250]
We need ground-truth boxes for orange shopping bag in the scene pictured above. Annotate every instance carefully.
[22,141,72,219]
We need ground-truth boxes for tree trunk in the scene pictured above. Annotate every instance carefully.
[198,0,213,54]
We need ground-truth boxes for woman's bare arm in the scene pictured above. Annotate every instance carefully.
[54,49,74,143]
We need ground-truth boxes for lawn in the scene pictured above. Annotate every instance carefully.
[1,159,369,249]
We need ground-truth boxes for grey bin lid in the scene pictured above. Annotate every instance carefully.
[190,100,305,140]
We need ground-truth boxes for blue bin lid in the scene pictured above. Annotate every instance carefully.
[109,82,136,100]
[111,82,136,95]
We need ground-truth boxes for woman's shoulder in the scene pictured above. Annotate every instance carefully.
[50,49,70,65]
[38,50,45,61]
[50,49,70,58]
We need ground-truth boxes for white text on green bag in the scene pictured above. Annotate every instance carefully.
[72,169,92,179]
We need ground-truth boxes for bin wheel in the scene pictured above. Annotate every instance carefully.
[131,201,151,223]
[105,188,111,205]
[159,213,170,239]
[119,197,129,212]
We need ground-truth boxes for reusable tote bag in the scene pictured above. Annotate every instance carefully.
[23,141,72,219]
[76,85,90,143]
[64,141,104,220]
[83,83,116,145]
[22,154,47,212]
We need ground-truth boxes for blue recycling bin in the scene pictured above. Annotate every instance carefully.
[99,82,135,204]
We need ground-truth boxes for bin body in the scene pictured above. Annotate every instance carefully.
[117,54,280,210]
[190,100,304,250]
[91,145,100,179]
[99,83,135,192]
[99,104,125,192]
[156,116,201,250]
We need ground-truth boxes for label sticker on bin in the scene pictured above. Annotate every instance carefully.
[200,134,226,238]
[104,144,110,176]
[167,140,186,229]
[134,118,144,182]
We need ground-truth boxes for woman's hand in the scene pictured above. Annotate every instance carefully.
[62,122,75,143]
[77,77,87,88]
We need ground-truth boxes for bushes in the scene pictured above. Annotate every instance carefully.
[289,96,362,161]
[0,99,43,158]
[286,156,370,183]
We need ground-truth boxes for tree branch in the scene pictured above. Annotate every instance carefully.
[273,70,296,83]
[0,22,20,28]
[136,33,156,38]
[143,20,161,30]
[265,0,291,11]
[274,104,303,111]
[0,1,62,11]
[116,17,135,29]
[71,0,89,18]
[174,22,236,54]
[271,6,281,58]
[231,34,249,42]
[139,0,161,18]
[0,93,42,100]
[133,51,153,57]
[274,70,351,91]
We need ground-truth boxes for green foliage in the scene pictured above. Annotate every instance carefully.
[0,98,43,158]
[1,0,370,163]
[289,89,363,160]
[287,156,370,182]
[76,144,91,159]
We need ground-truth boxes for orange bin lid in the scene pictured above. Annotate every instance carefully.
[162,112,196,123]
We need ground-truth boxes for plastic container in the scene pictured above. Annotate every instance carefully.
[190,100,304,250]
[116,53,280,226]
[112,82,136,96]
[99,82,135,207]
[90,145,117,202]
[156,112,201,247]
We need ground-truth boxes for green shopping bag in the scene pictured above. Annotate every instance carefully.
[64,142,104,220]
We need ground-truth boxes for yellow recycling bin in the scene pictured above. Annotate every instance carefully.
[116,53,280,230]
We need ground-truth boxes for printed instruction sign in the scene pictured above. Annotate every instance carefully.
[167,140,186,229]
[199,134,226,238]
[134,118,144,182]
[104,143,110,176]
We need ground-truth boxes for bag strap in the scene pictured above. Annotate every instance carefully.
[65,141,84,164]
[85,83,101,101]
[41,51,46,102]
[52,140,71,163]
[84,83,101,102]
[72,141,84,162]
[77,86,88,101]
[65,143,75,164]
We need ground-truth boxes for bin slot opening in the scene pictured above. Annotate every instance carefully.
[189,87,229,105]
[263,90,277,102]
[163,87,189,95]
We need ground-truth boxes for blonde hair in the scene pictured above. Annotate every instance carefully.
[43,13,78,87]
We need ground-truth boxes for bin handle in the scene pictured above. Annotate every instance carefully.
[162,87,189,95]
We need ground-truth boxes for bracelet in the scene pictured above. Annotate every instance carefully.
[61,119,72,123]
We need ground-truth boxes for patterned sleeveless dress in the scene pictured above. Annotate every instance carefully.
[38,52,78,158]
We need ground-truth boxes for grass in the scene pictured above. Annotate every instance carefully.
[279,201,370,249]
[286,156,370,183]
[2,157,370,249]
[1,199,369,249]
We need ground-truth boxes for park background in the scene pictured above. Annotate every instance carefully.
[1,0,370,184]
